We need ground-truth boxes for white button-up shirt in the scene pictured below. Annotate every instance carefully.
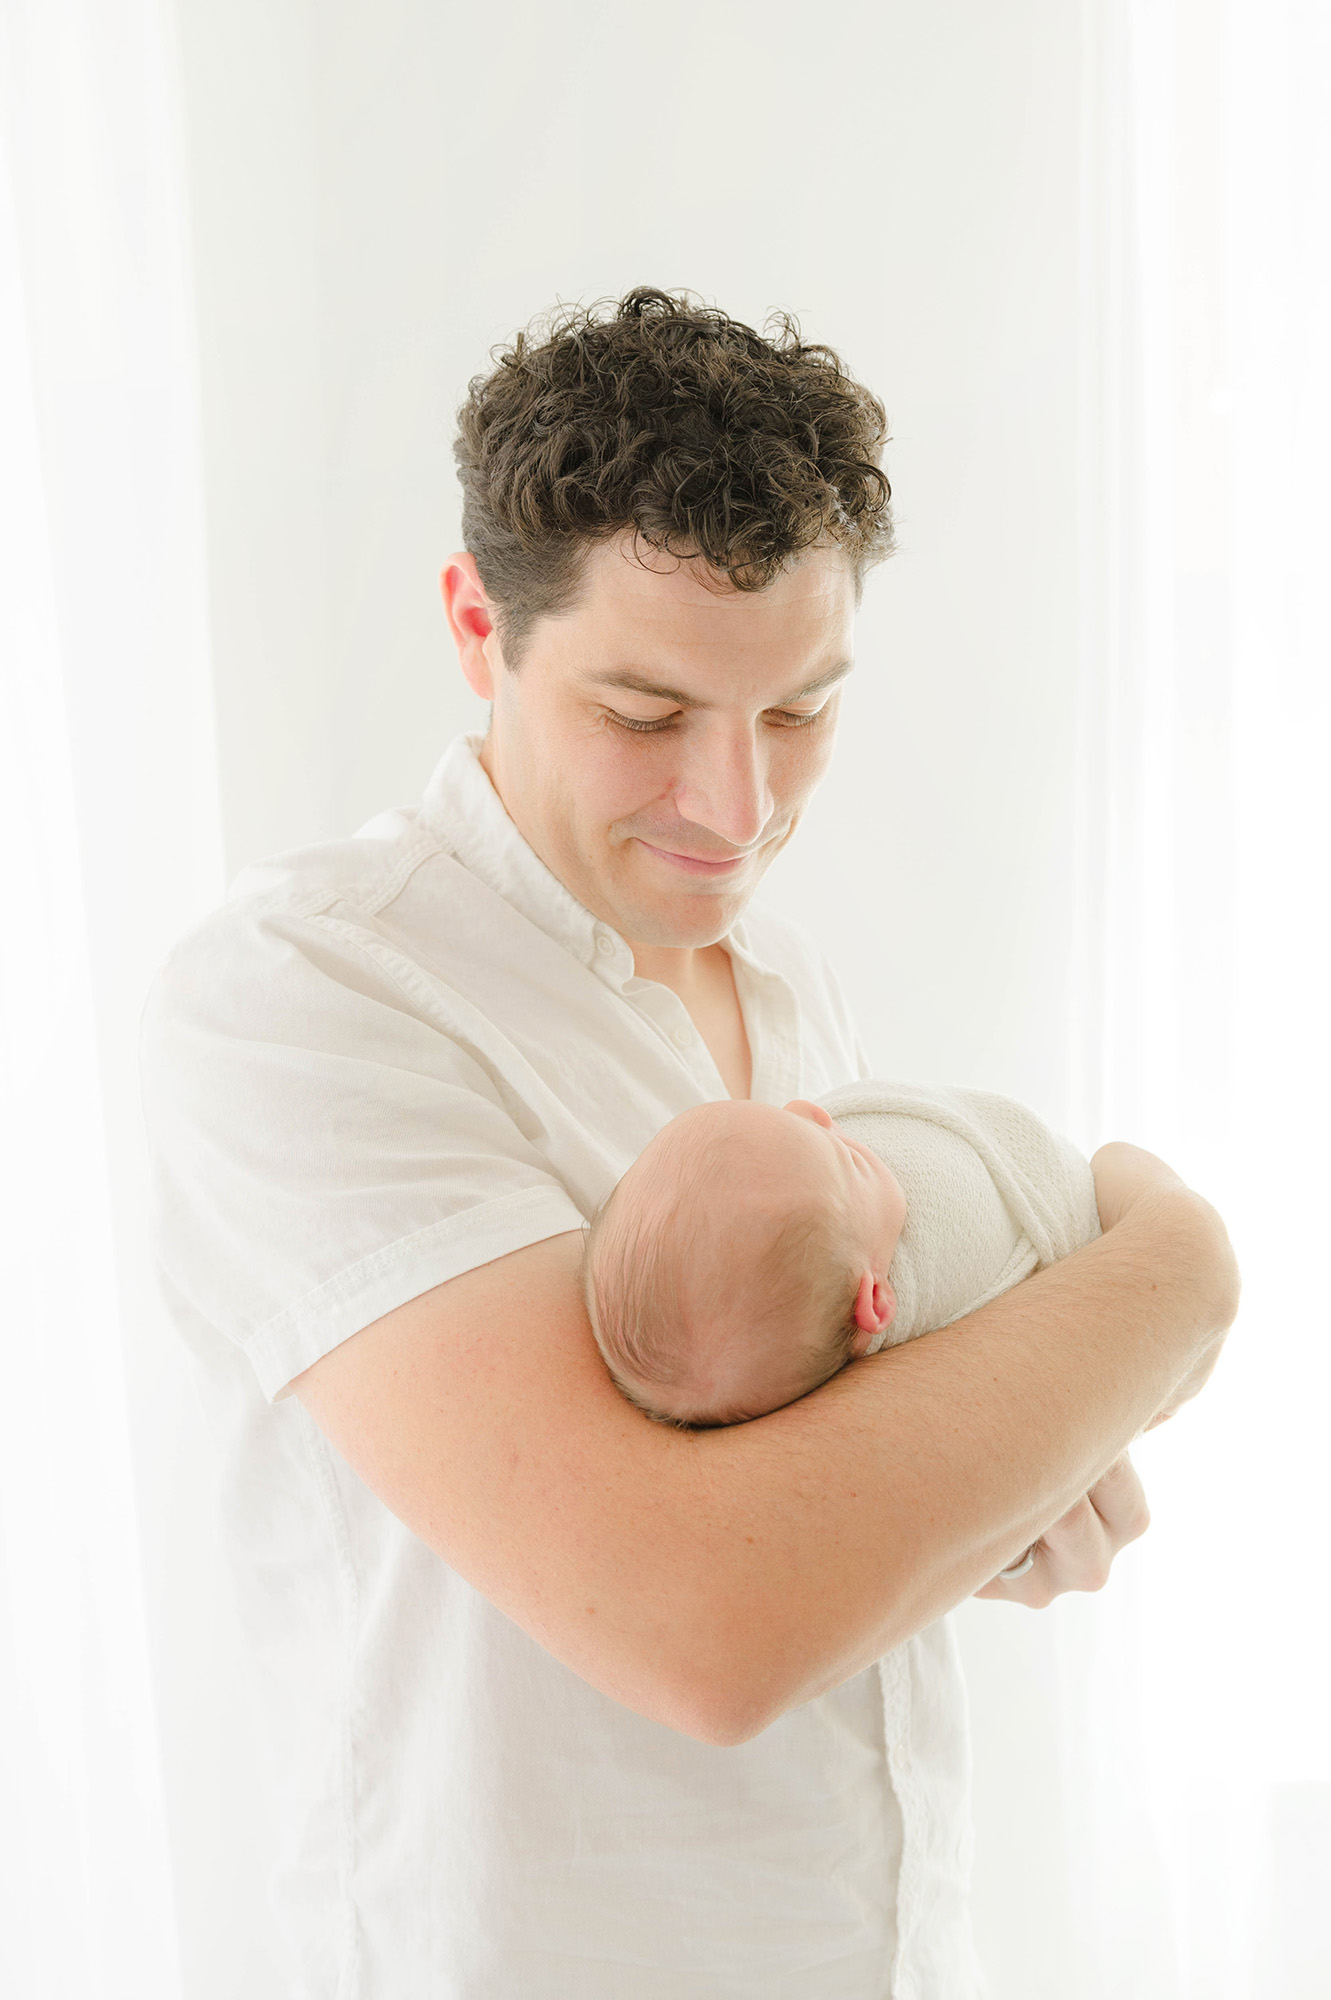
[141,734,985,1999]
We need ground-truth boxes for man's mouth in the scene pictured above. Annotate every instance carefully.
[635,840,753,877]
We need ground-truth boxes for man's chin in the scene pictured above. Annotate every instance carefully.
[595,838,788,950]
[614,886,751,953]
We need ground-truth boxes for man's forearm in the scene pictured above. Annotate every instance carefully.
[297,1176,1236,1746]
[716,1181,1236,1730]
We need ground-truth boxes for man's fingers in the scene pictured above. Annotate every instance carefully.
[1087,1451,1151,1547]
[1053,1496,1116,1589]
[975,1506,1108,1606]
[973,1545,1057,1608]
[974,1454,1151,1607]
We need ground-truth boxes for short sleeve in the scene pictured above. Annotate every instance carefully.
[140,899,586,1401]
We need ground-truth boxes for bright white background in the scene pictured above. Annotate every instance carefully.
[2,0,1328,1994]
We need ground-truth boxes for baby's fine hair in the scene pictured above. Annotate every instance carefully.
[582,1124,863,1426]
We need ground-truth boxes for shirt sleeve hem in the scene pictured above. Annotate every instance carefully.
[249,1185,587,1403]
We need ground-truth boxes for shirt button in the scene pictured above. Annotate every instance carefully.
[673,1024,693,1046]
[595,932,616,957]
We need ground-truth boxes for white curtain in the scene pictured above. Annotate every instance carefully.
[1054,1,1331,1994]
[0,0,222,1992]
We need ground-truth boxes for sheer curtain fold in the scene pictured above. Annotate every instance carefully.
[0,1,222,1993]
[1061,2,1331,1996]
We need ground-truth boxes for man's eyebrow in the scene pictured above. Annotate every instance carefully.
[584,659,855,709]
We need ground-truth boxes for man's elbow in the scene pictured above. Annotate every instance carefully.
[661,1687,780,1749]
[640,1654,797,1748]
[587,1581,884,1748]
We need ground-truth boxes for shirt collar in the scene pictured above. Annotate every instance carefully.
[419,733,611,971]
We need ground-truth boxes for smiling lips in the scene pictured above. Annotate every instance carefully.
[637,840,753,876]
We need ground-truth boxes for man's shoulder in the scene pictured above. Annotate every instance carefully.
[142,806,450,1036]
[229,802,448,926]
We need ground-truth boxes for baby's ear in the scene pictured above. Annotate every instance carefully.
[852,1272,896,1340]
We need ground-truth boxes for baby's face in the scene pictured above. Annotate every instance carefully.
[600,1098,906,1425]
[778,1098,905,1272]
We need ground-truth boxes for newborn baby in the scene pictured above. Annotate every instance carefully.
[582,1080,1102,1427]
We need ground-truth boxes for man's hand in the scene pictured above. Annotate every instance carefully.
[973,1452,1151,1607]
[971,1143,1239,1607]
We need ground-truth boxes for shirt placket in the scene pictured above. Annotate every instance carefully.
[624,978,725,1094]
[881,1642,927,2000]
[724,944,804,1106]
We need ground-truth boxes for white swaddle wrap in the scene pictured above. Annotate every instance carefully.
[818,1079,1102,1354]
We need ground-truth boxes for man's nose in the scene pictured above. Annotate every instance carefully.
[671,724,776,849]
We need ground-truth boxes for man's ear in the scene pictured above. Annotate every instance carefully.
[440,553,499,700]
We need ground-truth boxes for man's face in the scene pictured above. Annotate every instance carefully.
[473,535,857,949]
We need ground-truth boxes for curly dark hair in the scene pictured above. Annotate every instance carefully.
[453,286,895,664]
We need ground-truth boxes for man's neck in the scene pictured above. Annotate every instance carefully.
[629,940,718,1000]
[630,940,753,1100]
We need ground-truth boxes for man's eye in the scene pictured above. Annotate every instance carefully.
[767,706,828,729]
[607,704,828,734]
[608,710,679,734]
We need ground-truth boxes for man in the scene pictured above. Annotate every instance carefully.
[142,287,1236,1997]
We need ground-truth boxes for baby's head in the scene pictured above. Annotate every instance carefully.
[583,1099,906,1427]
